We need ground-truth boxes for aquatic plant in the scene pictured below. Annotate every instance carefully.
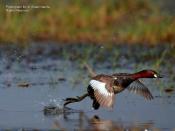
[0,1,175,45]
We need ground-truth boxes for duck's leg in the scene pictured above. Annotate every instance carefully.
[64,93,89,107]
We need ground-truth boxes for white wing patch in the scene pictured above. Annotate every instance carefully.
[90,80,112,97]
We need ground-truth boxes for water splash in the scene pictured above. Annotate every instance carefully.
[49,98,62,107]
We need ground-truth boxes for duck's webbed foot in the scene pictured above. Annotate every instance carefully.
[63,93,89,107]
[63,97,79,107]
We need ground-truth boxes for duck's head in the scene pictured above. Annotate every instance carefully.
[137,70,163,78]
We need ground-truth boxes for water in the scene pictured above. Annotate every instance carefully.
[0,42,174,130]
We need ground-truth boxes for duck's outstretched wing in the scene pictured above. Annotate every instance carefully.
[127,80,153,100]
[90,80,115,108]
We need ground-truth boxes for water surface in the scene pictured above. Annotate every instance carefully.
[0,43,174,130]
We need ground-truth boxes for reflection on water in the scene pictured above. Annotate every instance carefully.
[43,110,156,130]
[0,43,174,130]
[88,115,154,131]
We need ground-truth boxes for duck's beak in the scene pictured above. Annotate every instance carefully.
[154,74,163,78]
[158,75,163,78]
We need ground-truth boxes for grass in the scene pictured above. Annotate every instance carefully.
[0,0,175,45]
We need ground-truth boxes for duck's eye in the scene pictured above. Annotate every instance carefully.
[113,77,117,80]
[154,74,157,78]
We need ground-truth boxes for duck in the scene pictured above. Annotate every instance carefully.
[64,70,162,110]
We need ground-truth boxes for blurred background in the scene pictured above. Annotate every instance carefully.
[0,0,175,44]
[0,0,175,130]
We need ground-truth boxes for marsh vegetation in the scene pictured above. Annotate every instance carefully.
[0,0,175,44]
